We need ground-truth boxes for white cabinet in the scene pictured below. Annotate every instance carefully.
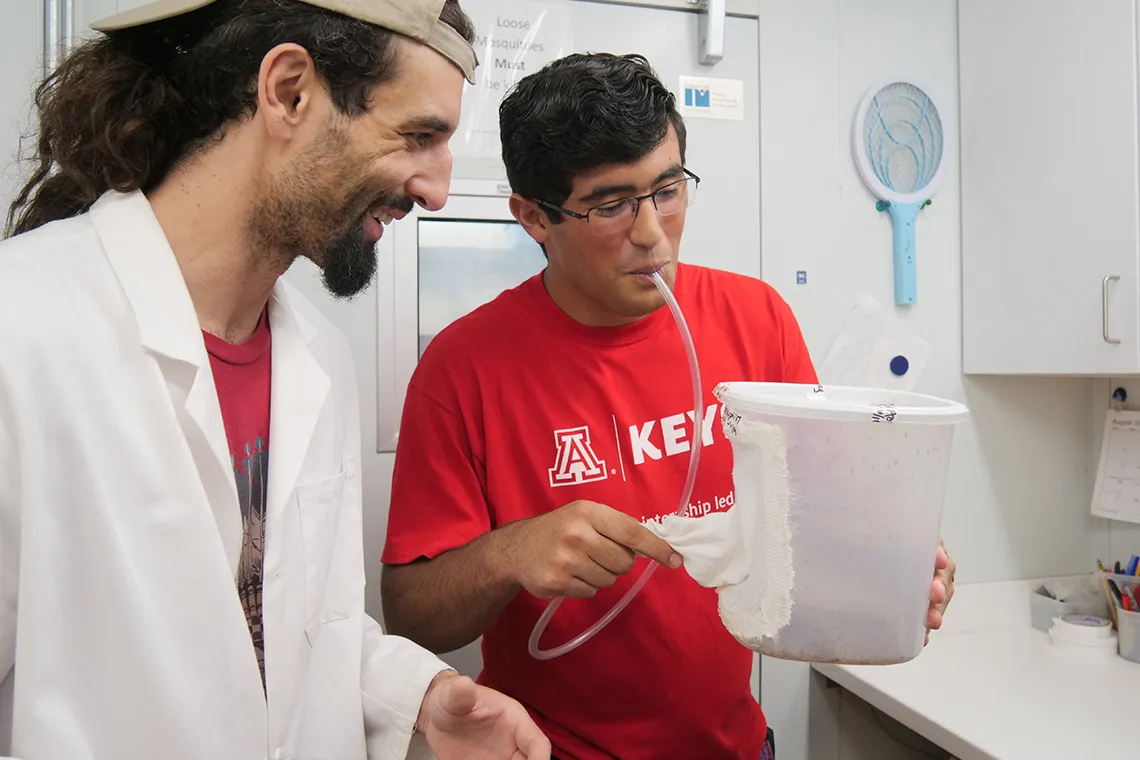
[960,0,1140,375]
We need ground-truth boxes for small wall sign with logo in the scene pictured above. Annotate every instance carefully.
[678,76,745,121]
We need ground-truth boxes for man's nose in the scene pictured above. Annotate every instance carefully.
[627,198,667,248]
[408,148,454,212]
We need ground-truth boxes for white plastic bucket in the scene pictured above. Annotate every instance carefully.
[713,382,969,665]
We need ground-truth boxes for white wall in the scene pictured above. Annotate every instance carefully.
[758,0,1108,757]
[761,0,1105,584]
[0,3,45,215]
[1089,378,1140,562]
[0,0,130,222]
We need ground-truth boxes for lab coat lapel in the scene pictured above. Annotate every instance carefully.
[90,191,243,578]
[265,287,329,529]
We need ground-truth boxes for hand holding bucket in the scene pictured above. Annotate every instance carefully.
[651,382,968,665]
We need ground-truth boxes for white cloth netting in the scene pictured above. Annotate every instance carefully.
[646,410,796,648]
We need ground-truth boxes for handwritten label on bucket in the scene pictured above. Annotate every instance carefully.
[722,408,742,437]
[872,404,898,423]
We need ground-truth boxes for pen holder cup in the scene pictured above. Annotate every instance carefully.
[1116,608,1140,663]
[1030,577,1112,633]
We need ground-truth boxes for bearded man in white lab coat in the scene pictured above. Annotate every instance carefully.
[0,1,550,759]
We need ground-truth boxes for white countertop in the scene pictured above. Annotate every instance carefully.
[812,578,1140,760]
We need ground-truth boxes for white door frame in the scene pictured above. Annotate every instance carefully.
[376,195,518,452]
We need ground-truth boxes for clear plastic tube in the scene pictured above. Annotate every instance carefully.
[528,270,704,660]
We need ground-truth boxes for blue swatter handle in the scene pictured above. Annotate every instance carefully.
[881,200,923,306]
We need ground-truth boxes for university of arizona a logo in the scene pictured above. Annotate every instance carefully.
[548,426,608,488]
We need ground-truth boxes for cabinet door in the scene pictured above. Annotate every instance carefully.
[960,0,1140,375]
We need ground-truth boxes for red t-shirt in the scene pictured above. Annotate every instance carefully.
[384,263,817,759]
[203,310,272,689]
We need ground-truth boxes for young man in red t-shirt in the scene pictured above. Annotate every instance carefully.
[381,53,956,760]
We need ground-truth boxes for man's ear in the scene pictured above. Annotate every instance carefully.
[509,194,553,244]
[257,43,322,139]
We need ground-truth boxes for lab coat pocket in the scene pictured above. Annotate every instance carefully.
[296,465,354,636]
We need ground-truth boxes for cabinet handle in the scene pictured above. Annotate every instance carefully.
[1103,275,1122,344]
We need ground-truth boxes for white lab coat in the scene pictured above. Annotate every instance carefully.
[0,190,448,760]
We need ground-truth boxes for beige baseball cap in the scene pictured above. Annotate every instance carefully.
[91,0,478,83]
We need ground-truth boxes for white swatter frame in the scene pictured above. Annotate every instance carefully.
[851,78,952,205]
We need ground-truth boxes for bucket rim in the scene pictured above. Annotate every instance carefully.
[714,382,970,424]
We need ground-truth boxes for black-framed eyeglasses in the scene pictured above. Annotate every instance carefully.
[535,168,701,235]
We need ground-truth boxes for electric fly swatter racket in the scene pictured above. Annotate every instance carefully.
[853,80,947,306]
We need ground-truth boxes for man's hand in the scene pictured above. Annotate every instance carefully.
[417,670,551,759]
[924,538,956,646]
[495,500,682,599]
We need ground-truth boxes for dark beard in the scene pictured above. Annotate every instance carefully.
[249,183,416,301]
[246,122,404,301]
[319,189,414,299]
[319,218,378,300]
